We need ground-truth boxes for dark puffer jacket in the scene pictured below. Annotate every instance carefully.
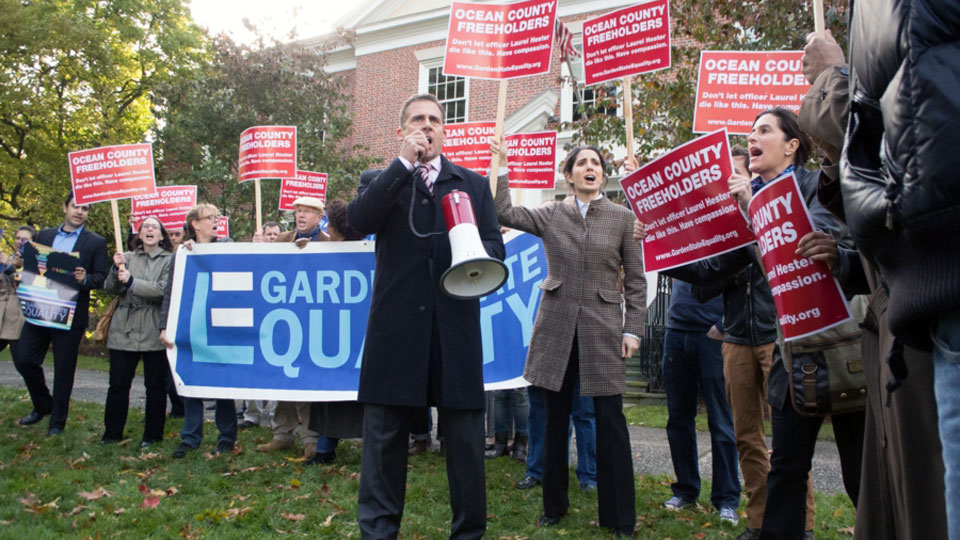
[841,0,960,344]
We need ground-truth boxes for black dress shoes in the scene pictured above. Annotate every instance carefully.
[18,410,47,426]
[538,514,561,527]
[46,427,63,437]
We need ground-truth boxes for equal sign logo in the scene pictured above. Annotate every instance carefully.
[210,272,254,327]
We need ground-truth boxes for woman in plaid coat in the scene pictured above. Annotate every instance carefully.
[492,141,646,538]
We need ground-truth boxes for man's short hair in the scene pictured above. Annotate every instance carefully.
[399,94,445,127]
[731,146,749,159]
[263,221,281,231]
[64,192,75,206]
[17,225,38,240]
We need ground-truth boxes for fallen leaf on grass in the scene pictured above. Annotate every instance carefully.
[694,534,707,539]
[226,507,252,519]
[114,508,126,515]
[838,526,855,536]
[320,483,330,496]
[64,504,87,517]
[139,496,160,509]
[139,452,162,461]
[290,478,301,489]
[77,488,111,501]
[281,512,305,521]
[320,512,338,527]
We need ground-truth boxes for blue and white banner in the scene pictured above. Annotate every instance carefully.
[166,231,544,400]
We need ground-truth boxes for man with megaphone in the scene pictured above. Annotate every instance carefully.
[347,93,505,540]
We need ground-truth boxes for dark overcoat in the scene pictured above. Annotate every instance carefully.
[347,156,505,409]
[36,227,110,329]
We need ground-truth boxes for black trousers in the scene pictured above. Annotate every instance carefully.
[542,336,636,535]
[14,322,84,430]
[760,399,865,539]
[166,361,184,416]
[103,349,168,443]
[358,404,486,540]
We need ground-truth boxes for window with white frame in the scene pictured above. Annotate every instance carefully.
[566,41,617,121]
[419,60,468,123]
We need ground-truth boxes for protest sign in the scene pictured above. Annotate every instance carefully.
[216,216,229,240]
[693,51,810,134]
[68,143,156,205]
[620,129,754,272]
[279,171,327,211]
[443,0,557,79]
[237,126,297,183]
[580,0,671,86]
[16,242,80,330]
[748,173,851,340]
[505,131,556,189]
[164,231,543,399]
[131,185,197,232]
[443,121,495,176]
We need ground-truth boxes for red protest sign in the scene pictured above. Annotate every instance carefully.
[443,0,556,80]
[620,129,754,272]
[131,185,197,232]
[693,51,811,134]
[279,170,328,211]
[216,216,230,240]
[443,121,495,176]
[748,173,851,340]
[505,131,556,189]
[68,143,156,205]
[237,126,297,183]
[581,0,671,86]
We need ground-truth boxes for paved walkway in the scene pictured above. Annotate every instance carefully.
[0,359,847,494]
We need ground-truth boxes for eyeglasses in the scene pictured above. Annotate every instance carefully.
[201,214,220,222]
[140,222,160,231]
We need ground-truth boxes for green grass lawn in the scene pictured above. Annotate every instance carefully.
[623,402,837,441]
[0,345,124,375]
[0,385,856,539]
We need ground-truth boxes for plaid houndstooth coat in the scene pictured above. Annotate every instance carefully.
[495,175,646,396]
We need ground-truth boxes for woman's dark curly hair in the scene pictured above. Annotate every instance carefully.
[326,199,365,241]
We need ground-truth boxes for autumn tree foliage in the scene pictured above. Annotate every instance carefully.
[154,29,376,240]
[0,0,206,233]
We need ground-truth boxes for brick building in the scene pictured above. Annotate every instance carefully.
[306,0,649,205]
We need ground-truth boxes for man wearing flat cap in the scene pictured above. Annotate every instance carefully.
[276,196,329,246]
[255,195,328,459]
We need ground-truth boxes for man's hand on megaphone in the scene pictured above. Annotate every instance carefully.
[401,130,429,164]
[488,136,508,167]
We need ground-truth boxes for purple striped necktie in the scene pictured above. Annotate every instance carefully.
[419,163,434,194]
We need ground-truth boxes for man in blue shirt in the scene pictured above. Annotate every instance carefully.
[15,192,110,435]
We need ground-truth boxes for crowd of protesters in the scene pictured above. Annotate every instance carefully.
[5,2,958,538]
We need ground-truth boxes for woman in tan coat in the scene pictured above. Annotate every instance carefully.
[101,216,173,447]
[491,141,646,537]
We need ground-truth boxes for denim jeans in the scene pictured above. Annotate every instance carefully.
[525,380,597,486]
[180,397,237,448]
[663,329,740,509]
[933,310,960,540]
[493,388,529,435]
[316,436,339,454]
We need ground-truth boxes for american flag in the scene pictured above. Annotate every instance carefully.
[554,19,581,62]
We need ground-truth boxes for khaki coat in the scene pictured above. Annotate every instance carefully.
[495,176,645,396]
[104,248,172,351]
[0,271,23,341]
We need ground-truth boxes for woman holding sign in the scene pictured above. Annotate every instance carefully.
[101,216,173,447]
[491,140,645,538]
[730,109,866,540]
[159,203,238,459]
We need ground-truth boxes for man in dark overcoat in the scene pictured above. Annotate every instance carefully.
[347,93,505,540]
